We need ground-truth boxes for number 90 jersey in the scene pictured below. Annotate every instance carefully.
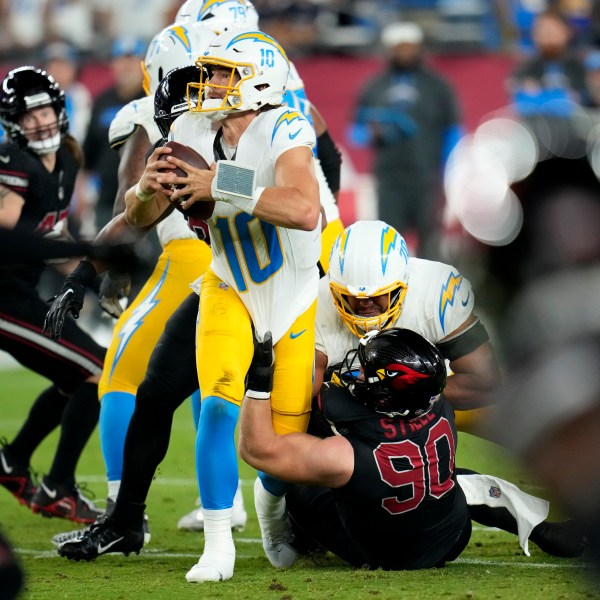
[171,107,321,343]
[320,382,469,570]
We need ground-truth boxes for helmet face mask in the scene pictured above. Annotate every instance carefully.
[0,66,68,154]
[190,30,289,121]
[350,328,447,420]
[328,221,410,338]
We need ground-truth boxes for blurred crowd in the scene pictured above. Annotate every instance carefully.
[1,1,599,62]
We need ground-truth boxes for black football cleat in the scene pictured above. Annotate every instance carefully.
[530,519,587,558]
[57,518,144,562]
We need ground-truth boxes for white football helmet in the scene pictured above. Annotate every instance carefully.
[142,23,215,96]
[190,30,289,121]
[328,220,410,337]
[176,0,259,33]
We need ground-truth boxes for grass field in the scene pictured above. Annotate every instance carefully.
[1,367,598,600]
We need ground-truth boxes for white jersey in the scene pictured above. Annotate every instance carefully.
[108,95,197,247]
[316,257,475,368]
[172,106,321,343]
[284,61,339,224]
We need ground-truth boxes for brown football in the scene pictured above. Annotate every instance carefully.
[159,140,215,220]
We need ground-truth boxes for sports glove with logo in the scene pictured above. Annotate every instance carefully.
[43,260,97,340]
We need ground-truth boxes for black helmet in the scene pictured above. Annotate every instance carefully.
[352,328,447,420]
[154,64,200,140]
[0,66,68,151]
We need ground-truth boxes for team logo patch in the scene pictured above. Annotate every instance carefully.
[219,282,229,291]
[438,272,464,334]
[488,486,502,499]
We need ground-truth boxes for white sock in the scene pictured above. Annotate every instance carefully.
[254,479,286,521]
[186,508,235,582]
[107,480,120,504]
[203,508,235,554]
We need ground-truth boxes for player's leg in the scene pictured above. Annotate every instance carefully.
[0,293,105,523]
[286,483,370,567]
[98,239,210,504]
[456,468,586,557]
[58,292,202,561]
[186,271,254,583]
[254,300,317,568]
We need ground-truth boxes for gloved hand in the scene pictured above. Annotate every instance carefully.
[43,260,97,341]
[98,271,131,319]
[246,331,274,399]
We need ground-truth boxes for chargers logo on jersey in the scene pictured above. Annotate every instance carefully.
[225,32,288,62]
[272,110,304,143]
[380,226,408,275]
[438,272,463,334]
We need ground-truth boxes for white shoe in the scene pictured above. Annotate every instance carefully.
[185,552,234,583]
[253,479,298,568]
[178,484,247,532]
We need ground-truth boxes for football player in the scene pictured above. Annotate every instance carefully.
[0,67,105,523]
[315,219,502,431]
[239,328,586,569]
[123,30,321,583]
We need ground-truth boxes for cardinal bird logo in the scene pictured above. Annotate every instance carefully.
[376,364,428,391]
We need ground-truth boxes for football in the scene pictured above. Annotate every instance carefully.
[159,140,215,220]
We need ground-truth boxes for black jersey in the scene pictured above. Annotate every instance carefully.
[317,383,469,570]
[0,141,78,292]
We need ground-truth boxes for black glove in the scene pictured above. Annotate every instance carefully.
[246,331,274,398]
[43,260,97,341]
[98,271,131,319]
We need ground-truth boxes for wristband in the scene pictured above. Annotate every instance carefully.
[135,181,155,203]
[67,259,98,287]
[211,160,261,213]
[246,390,271,400]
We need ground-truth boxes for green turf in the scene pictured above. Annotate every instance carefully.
[0,367,597,599]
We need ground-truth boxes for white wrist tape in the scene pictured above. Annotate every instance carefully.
[246,390,271,400]
[135,181,155,203]
[211,160,263,213]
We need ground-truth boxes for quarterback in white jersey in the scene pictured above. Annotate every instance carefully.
[315,220,501,419]
[171,105,320,341]
[124,30,321,583]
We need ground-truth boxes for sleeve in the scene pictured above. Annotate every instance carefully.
[270,109,315,162]
[435,266,475,338]
[0,146,29,195]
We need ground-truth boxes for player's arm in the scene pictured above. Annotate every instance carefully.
[112,126,152,217]
[311,105,342,200]
[0,184,25,229]
[251,146,320,230]
[124,144,174,227]
[438,314,502,410]
[239,334,352,487]
[239,398,353,488]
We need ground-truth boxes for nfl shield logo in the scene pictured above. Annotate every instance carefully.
[219,282,229,291]
[488,486,501,499]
